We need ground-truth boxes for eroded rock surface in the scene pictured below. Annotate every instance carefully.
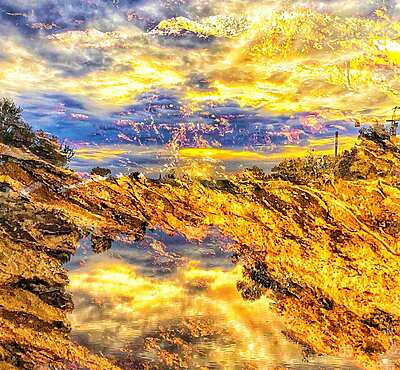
[0,148,146,366]
[1,119,400,369]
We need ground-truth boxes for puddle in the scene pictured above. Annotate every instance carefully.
[66,231,361,369]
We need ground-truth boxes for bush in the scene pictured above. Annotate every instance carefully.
[90,167,112,177]
[0,98,74,166]
[271,154,338,184]
[359,126,391,148]
[0,98,35,147]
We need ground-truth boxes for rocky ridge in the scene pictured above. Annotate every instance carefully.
[0,106,400,368]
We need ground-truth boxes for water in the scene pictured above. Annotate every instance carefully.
[66,230,361,369]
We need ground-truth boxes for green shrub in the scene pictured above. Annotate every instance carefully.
[0,98,74,166]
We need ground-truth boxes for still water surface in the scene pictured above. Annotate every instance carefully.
[66,230,360,369]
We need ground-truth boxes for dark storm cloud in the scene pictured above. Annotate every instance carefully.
[0,1,119,31]
[153,32,217,49]
[319,0,398,16]
[115,90,184,119]
[0,9,37,37]
[187,74,215,91]
[0,0,215,81]
[24,89,285,146]
[42,94,87,110]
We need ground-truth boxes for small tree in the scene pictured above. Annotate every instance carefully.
[359,126,391,148]
[0,98,74,166]
[0,98,35,147]
[61,144,74,161]
[0,98,23,124]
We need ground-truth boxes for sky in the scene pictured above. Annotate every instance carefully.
[0,0,399,163]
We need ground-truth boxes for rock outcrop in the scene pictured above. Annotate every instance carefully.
[1,112,400,369]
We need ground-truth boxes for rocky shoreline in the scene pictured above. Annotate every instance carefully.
[1,108,400,369]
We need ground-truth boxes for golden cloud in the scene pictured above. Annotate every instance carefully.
[1,1,400,124]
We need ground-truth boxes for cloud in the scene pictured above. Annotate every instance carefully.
[1,0,399,152]
[14,85,358,153]
[0,1,126,30]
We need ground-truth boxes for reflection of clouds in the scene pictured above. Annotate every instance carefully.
[68,242,361,368]
[68,258,304,367]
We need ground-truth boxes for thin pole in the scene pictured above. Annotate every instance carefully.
[335,131,339,157]
[386,106,400,138]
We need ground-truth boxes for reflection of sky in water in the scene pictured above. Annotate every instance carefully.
[67,229,236,275]
[66,230,360,369]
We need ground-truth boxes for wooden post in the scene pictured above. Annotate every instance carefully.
[335,131,339,157]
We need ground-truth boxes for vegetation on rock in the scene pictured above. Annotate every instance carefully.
[0,98,74,166]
